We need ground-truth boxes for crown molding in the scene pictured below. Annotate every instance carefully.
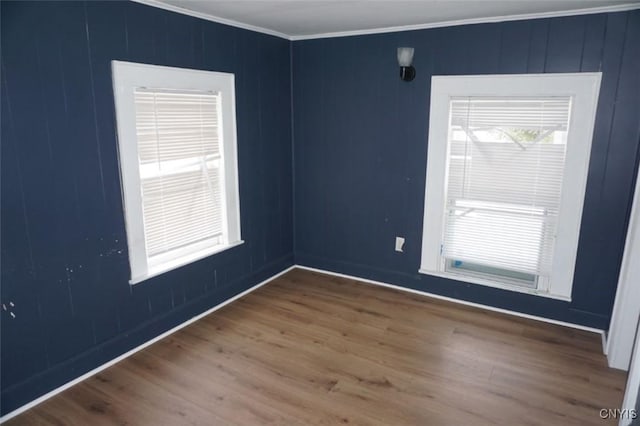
[131,0,291,40]
[290,3,640,40]
[131,1,640,41]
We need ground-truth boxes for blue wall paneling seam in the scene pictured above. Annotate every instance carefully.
[1,0,293,415]
[2,0,640,417]
[292,11,640,329]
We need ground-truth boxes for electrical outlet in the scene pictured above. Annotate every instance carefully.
[395,237,405,252]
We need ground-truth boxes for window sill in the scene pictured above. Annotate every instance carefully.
[130,240,245,285]
[418,269,571,302]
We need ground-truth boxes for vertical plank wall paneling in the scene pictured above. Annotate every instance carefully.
[2,1,640,418]
[292,11,640,329]
[1,1,293,415]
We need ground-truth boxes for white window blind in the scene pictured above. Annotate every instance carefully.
[421,73,601,300]
[443,97,571,283]
[113,61,242,285]
[134,89,226,260]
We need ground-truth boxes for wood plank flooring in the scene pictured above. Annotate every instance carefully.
[6,269,627,425]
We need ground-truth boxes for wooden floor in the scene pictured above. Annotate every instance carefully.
[7,269,626,425]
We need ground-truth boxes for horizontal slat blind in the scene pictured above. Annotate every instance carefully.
[134,89,224,258]
[443,97,571,277]
[135,90,220,163]
[450,98,570,130]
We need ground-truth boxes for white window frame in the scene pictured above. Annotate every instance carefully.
[112,61,243,285]
[420,73,602,301]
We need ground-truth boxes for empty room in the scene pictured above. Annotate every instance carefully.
[2,0,640,424]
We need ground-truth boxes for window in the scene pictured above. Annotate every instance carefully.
[112,61,242,284]
[420,73,601,300]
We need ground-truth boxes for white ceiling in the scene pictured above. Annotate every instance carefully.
[141,0,640,39]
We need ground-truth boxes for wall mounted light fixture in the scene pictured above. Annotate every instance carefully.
[397,47,415,82]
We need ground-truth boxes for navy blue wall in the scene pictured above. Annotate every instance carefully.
[2,1,640,417]
[293,11,640,329]
[1,1,293,414]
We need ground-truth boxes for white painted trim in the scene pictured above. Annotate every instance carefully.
[620,317,640,426]
[418,269,571,302]
[130,240,245,285]
[132,0,639,41]
[290,3,640,40]
[112,61,242,285]
[0,265,296,424]
[289,3,640,41]
[0,262,608,422]
[420,73,602,301]
[130,0,290,40]
[602,331,609,356]
[295,265,604,334]
[607,169,640,370]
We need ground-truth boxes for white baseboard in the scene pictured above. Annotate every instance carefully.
[0,265,296,424]
[295,265,605,335]
[1,262,606,422]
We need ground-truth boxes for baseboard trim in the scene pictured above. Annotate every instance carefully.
[0,265,296,424]
[1,262,606,422]
[294,265,605,335]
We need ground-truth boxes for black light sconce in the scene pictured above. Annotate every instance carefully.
[397,47,415,82]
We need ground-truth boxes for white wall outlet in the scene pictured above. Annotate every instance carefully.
[395,237,405,252]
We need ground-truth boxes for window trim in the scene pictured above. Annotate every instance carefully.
[419,73,602,301]
[112,61,243,285]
